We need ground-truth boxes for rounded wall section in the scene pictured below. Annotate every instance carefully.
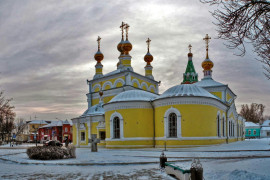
[153,96,227,147]
[104,101,154,148]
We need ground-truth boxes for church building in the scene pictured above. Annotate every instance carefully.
[71,23,245,148]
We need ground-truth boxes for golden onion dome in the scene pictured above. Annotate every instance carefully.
[202,58,214,71]
[144,52,153,65]
[94,50,104,63]
[117,40,125,54]
[122,40,132,54]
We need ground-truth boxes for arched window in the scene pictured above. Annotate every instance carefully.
[113,117,120,139]
[168,113,177,137]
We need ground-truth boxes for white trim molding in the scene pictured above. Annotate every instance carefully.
[131,78,141,88]
[148,85,156,93]
[164,107,182,138]
[109,111,124,139]
[102,81,113,90]
[104,101,152,112]
[141,82,148,90]
[92,84,101,92]
[113,78,125,88]
[153,96,227,111]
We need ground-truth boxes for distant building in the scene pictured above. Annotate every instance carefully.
[27,120,50,142]
[38,120,72,143]
[260,120,270,138]
[245,122,260,139]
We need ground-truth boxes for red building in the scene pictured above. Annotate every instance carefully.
[38,120,72,143]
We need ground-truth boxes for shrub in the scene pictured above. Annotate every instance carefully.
[27,146,76,160]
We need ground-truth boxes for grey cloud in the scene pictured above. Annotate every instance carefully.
[0,0,269,120]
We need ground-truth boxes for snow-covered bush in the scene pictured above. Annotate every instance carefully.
[27,146,76,160]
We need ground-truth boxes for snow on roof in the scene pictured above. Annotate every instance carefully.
[245,121,260,127]
[109,90,158,103]
[40,121,63,128]
[262,120,270,126]
[81,103,104,117]
[63,120,71,125]
[29,120,48,125]
[195,78,225,87]
[261,127,270,130]
[158,84,218,99]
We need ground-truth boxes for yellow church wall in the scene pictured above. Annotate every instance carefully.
[155,104,224,138]
[228,138,237,143]
[106,140,153,149]
[116,82,123,87]
[94,87,100,92]
[72,124,77,146]
[155,139,226,147]
[96,68,102,73]
[145,69,152,74]
[131,76,156,89]
[229,113,235,120]
[91,122,99,134]
[104,84,111,90]
[122,59,131,67]
[226,92,232,102]
[133,82,139,88]
[105,108,154,139]
[79,123,89,146]
[210,92,222,99]
[92,76,125,91]
[92,98,99,106]
[92,95,115,106]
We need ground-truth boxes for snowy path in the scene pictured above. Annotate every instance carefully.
[0,139,270,179]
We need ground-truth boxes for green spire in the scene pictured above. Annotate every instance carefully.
[182,44,198,84]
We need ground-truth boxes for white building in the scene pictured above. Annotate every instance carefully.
[260,120,270,138]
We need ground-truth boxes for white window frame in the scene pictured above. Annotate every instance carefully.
[110,111,124,139]
[164,107,181,138]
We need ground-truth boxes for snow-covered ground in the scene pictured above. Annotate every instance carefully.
[0,139,270,179]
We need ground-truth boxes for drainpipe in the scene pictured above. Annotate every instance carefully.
[150,100,156,148]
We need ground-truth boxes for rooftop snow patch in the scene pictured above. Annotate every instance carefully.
[245,121,260,127]
[109,90,158,103]
[158,84,218,99]
[195,78,225,87]
[81,103,104,117]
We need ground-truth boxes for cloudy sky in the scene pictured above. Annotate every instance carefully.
[0,0,269,121]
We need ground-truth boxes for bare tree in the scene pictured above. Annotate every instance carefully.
[14,118,27,141]
[240,103,265,124]
[0,91,16,142]
[201,0,270,79]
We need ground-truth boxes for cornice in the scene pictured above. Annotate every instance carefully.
[103,101,152,112]
[153,96,228,111]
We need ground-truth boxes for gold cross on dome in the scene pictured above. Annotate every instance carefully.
[203,34,211,58]
[125,23,130,40]
[188,44,192,53]
[203,34,211,50]
[97,36,101,51]
[120,22,125,40]
[146,38,151,52]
